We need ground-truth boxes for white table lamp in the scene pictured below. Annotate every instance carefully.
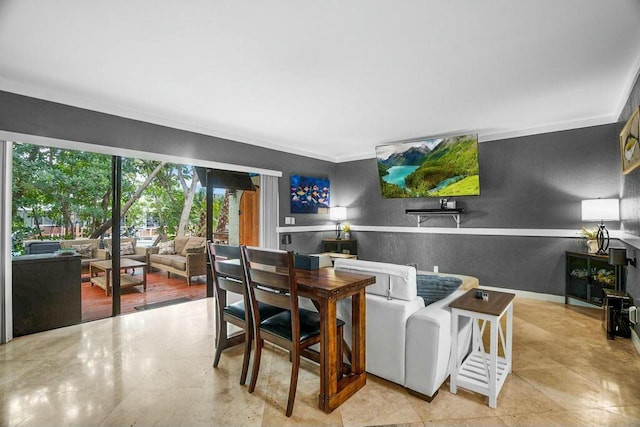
[330,207,348,240]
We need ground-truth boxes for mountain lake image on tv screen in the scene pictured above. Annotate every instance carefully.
[375,134,480,198]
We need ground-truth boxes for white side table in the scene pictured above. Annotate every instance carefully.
[449,289,515,408]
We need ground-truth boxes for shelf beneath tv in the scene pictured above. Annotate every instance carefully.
[405,208,465,228]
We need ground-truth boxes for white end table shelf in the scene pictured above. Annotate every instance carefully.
[449,289,515,408]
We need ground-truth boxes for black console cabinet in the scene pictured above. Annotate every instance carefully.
[12,253,82,336]
[565,251,621,306]
[322,239,357,255]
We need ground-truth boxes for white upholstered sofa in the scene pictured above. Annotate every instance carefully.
[334,258,479,400]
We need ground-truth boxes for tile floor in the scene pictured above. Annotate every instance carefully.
[1,297,639,426]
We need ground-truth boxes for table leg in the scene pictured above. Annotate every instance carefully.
[319,296,339,411]
[489,318,498,408]
[105,268,111,296]
[143,264,147,292]
[318,297,329,410]
[318,289,368,413]
[351,289,366,376]
[450,309,459,394]
[506,304,513,374]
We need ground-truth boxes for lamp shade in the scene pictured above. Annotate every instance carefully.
[581,199,620,221]
[330,206,347,221]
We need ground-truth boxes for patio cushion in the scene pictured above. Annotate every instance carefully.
[174,237,190,255]
[104,237,137,256]
[171,258,187,270]
[181,237,205,256]
[124,253,146,263]
[158,240,175,255]
[120,241,135,255]
[70,243,93,258]
[149,253,181,267]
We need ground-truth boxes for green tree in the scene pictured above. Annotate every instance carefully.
[12,143,112,238]
[13,143,217,252]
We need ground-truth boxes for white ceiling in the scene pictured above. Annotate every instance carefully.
[1,1,639,163]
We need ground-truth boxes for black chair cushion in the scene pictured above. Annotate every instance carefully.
[223,301,285,322]
[260,309,345,342]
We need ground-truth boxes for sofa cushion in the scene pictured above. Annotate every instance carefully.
[171,258,187,271]
[120,241,135,255]
[149,253,183,267]
[70,243,93,258]
[334,259,417,301]
[123,253,146,263]
[158,240,175,255]
[416,274,462,306]
[104,237,137,256]
[174,237,191,256]
[181,238,205,256]
[60,239,98,253]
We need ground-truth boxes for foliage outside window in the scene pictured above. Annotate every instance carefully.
[11,142,226,254]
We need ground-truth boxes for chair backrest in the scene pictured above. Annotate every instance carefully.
[241,246,299,333]
[208,243,246,302]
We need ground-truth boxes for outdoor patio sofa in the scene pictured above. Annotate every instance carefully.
[59,238,109,274]
[148,236,207,285]
[103,237,149,267]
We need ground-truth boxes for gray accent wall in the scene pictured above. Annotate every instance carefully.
[331,124,622,297]
[337,125,620,229]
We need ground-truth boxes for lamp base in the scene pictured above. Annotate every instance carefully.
[596,223,610,255]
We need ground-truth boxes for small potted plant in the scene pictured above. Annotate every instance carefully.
[342,223,351,240]
[580,226,599,254]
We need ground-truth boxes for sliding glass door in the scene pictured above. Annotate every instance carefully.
[8,139,264,335]
[11,142,114,325]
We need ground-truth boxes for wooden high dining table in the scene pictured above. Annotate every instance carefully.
[294,267,376,413]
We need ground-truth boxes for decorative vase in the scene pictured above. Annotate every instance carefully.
[587,239,599,254]
[344,232,350,240]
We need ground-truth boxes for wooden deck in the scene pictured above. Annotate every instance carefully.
[81,269,207,322]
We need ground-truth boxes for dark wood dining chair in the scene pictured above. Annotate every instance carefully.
[241,245,345,417]
[207,242,285,385]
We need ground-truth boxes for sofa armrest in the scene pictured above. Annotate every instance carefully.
[148,246,159,254]
[404,290,472,398]
[186,251,207,275]
[337,294,423,386]
[134,246,148,256]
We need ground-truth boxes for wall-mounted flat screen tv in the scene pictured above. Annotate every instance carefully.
[376,133,480,198]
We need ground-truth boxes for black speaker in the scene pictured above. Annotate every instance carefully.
[603,289,631,339]
[609,247,627,266]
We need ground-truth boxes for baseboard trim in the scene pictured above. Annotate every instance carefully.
[477,285,565,304]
